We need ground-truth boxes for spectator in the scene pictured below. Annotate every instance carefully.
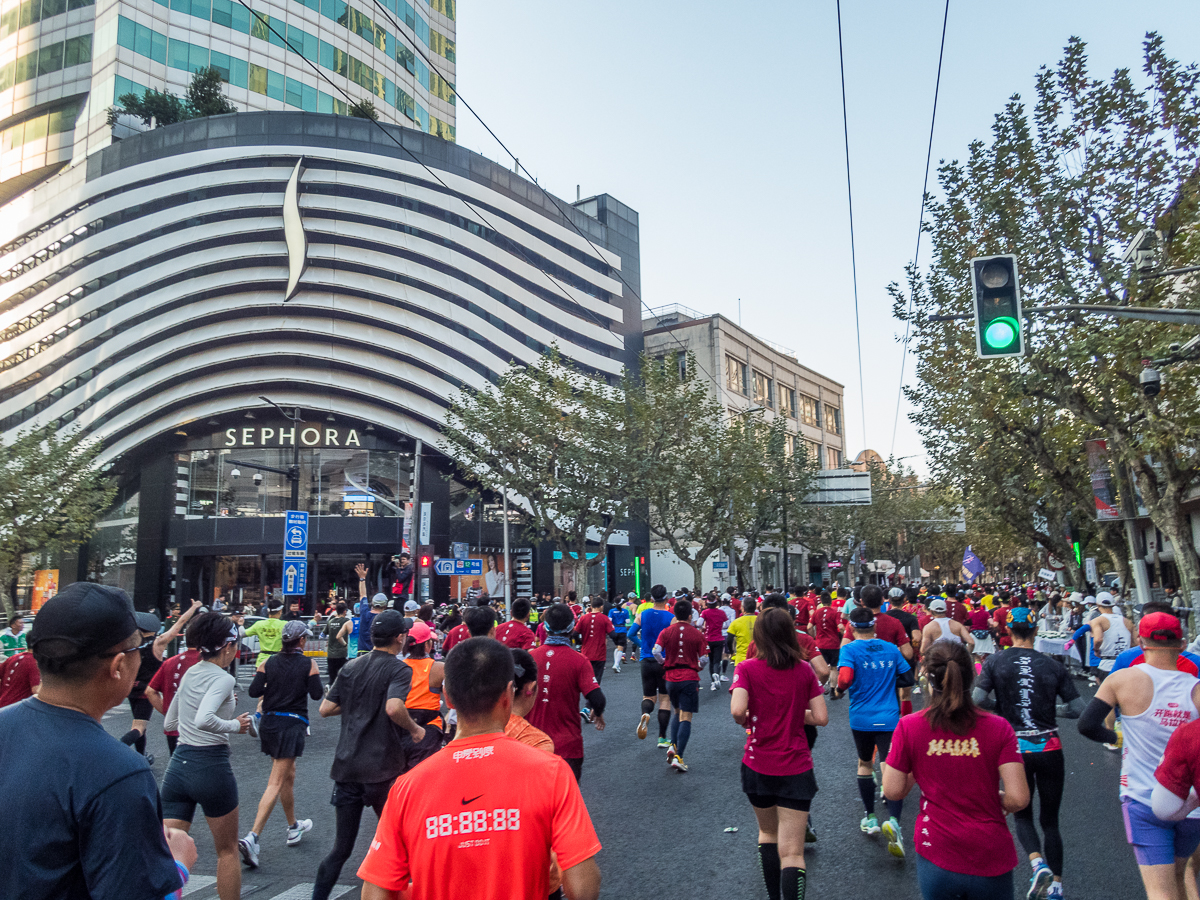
[0,649,39,707]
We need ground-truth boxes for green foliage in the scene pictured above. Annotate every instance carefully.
[440,349,635,588]
[0,427,116,613]
[894,33,1200,591]
[108,67,237,128]
[348,99,380,121]
[187,66,238,118]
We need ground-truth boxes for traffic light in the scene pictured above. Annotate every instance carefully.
[970,254,1025,358]
[417,546,434,575]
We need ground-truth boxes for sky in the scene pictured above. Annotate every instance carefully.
[452,1,1200,476]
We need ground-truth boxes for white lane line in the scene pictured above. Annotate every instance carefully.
[181,874,217,895]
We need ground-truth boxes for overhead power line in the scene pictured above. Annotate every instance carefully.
[890,0,951,456]
[835,0,868,456]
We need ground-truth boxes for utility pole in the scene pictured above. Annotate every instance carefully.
[1116,458,1153,611]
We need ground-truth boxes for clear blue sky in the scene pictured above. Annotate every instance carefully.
[453,1,1200,473]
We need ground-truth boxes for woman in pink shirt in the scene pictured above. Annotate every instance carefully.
[731,608,828,900]
[883,640,1029,899]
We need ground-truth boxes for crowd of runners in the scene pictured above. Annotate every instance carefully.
[4,576,1200,900]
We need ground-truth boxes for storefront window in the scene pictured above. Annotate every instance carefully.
[87,484,139,593]
[758,551,779,590]
[183,448,411,518]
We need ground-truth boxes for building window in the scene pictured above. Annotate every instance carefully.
[726,356,748,396]
[799,394,819,427]
[780,385,796,418]
[828,406,841,435]
[803,439,821,464]
[753,370,773,408]
[826,447,842,469]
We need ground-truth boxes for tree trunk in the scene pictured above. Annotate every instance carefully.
[688,557,704,593]
[1,572,15,619]
[1098,522,1132,596]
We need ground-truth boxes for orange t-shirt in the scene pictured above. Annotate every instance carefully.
[505,713,555,754]
[357,733,601,900]
[404,657,443,730]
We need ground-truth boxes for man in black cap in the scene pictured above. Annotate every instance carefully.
[311,609,426,900]
[0,582,198,900]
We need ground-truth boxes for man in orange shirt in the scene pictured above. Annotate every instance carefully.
[358,637,602,900]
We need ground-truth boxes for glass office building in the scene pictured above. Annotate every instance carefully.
[0,110,648,611]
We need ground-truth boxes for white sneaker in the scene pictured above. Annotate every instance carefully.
[720,675,729,682]
[710,681,718,691]
[238,833,260,868]
[286,818,313,846]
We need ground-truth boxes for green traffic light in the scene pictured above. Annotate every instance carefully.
[983,317,1019,350]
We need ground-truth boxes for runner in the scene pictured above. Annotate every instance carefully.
[246,600,286,668]
[701,594,728,691]
[728,596,759,667]
[882,640,1029,900]
[311,610,426,900]
[629,585,676,748]
[653,598,708,772]
[575,596,615,685]
[399,620,444,768]
[495,598,536,650]
[884,588,922,713]
[356,636,602,900]
[607,594,632,673]
[161,613,253,900]
[238,620,324,867]
[831,606,913,858]
[811,593,842,671]
[719,592,737,678]
[921,598,975,650]
[356,592,388,656]
[1078,611,1200,900]
[528,604,606,781]
[731,607,828,900]
[121,600,201,763]
[974,607,1082,900]
[0,648,39,707]
[1089,592,1133,680]
[145,640,203,756]
[322,601,353,687]
[507,647,554,752]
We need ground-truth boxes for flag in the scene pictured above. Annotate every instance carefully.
[961,546,985,582]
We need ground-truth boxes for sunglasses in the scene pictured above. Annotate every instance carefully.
[101,635,154,658]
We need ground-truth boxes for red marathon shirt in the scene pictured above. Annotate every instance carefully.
[146,649,201,736]
[527,644,599,760]
[0,651,39,708]
[357,733,601,900]
[1155,718,1200,803]
[812,606,842,650]
[655,621,707,682]
[574,613,613,662]
[494,621,535,651]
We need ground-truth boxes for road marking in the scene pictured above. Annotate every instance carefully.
[262,885,351,899]
[181,874,216,895]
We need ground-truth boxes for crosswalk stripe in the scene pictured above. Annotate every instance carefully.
[181,874,216,895]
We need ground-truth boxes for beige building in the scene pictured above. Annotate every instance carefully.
[642,303,846,590]
[643,303,846,468]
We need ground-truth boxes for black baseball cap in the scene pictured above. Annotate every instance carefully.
[370,609,407,642]
[29,583,138,661]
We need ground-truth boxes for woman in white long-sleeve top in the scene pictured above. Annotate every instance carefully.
[162,613,251,900]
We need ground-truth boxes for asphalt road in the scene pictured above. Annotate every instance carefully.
[101,655,1146,900]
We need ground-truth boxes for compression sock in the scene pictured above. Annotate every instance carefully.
[857,776,876,815]
[781,866,805,900]
[668,714,679,745]
[757,843,781,900]
[120,729,139,746]
[657,708,671,739]
[615,649,623,668]
[885,798,903,821]
[900,699,913,716]
[676,720,692,755]
[641,698,655,716]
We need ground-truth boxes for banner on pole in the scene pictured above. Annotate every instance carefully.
[961,546,985,582]
[1085,439,1120,521]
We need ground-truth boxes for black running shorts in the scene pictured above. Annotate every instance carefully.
[742,763,818,812]
[667,679,700,713]
[640,657,667,696]
[851,728,895,765]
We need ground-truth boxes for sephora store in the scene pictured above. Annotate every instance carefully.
[1,112,647,612]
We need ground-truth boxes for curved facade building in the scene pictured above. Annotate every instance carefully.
[0,111,646,609]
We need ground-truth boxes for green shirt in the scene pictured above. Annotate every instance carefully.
[323,616,350,658]
[1,629,27,658]
[246,617,286,665]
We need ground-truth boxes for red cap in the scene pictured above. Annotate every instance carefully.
[1139,611,1183,643]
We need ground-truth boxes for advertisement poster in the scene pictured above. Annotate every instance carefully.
[31,569,59,611]
[1085,438,1120,521]
[455,552,505,601]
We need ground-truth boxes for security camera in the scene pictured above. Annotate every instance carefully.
[1140,366,1162,398]
[1122,229,1162,274]
[253,472,263,486]
[230,468,241,479]
[1169,342,1182,354]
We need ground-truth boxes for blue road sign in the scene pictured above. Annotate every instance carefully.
[434,559,456,576]
[284,511,308,558]
[712,561,729,571]
[282,559,308,595]
[455,559,483,576]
